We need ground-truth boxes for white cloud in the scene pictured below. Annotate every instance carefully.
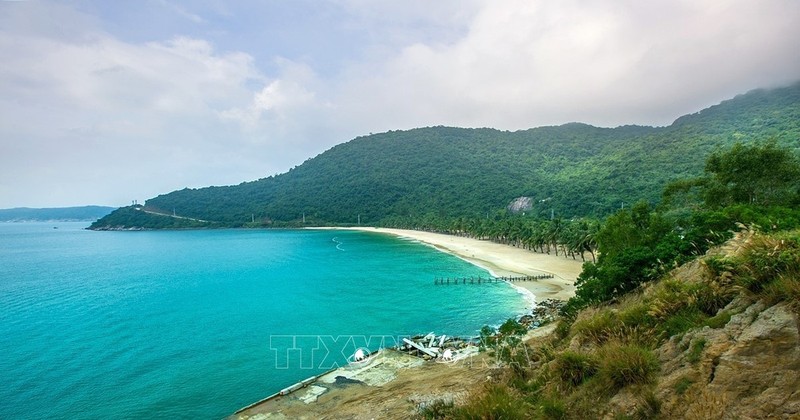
[337,0,800,130]
[220,60,320,128]
[1,0,798,207]
[0,15,283,206]
[158,0,207,24]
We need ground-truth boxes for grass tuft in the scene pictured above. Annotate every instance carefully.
[674,376,694,395]
[598,342,660,389]
[686,338,706,364]
[571,309,620,345]
[704,310,731,329]
[554,351,599,387]
[660,307,708,339]
[539,397,568,419]
[762,275,800,313]
[448,383,530,419]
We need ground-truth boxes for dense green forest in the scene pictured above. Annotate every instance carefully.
[0,206,114,222]
[90,82,799,230]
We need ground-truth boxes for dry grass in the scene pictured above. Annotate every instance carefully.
[597,342,660,389]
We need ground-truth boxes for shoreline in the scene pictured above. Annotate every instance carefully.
[232,227,585,418]
[313,227,584,302]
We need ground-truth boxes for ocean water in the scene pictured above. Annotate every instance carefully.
[0,223,529,419]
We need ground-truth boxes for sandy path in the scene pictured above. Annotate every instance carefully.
[317,227,585,302]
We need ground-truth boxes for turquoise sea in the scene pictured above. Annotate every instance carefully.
[0,222,530,419]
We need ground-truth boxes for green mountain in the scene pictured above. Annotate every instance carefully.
[91,83,800,230]
[0,206,115,222]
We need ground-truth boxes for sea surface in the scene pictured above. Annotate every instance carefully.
[0,222,530,419]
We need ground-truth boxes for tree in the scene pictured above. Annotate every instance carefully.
[703,140,800,208]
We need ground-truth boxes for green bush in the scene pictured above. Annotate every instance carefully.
[499,318,528,336]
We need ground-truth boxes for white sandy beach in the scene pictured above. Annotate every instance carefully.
[317,227,585,302]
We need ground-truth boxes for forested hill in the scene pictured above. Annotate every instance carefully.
[91,82,800,229]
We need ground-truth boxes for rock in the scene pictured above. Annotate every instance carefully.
[507,196,533,213]
[707,303,800,418]
[298,385,328,404]
[657,302,800,419]
[518,314,535,326]
[409,391,467,412]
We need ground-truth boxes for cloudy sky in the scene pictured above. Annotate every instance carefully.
[1,0,798,208]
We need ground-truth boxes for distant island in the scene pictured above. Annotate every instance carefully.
[0,206,115,222]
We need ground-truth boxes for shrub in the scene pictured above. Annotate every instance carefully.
[478,325,497,350]
[692,278,736,315]
[598,343,660,389]
[554,318,573,342]
[734,232,800,293]
[554,351,599,387]
[499,318,528,336]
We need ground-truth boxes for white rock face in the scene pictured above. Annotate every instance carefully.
[507,196,533,213]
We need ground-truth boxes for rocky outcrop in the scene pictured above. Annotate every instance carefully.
[507,196,533,213]
[657,299,800,419]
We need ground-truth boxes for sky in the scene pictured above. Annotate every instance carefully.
[1,0,798,208]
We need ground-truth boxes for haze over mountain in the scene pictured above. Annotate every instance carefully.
[91,82,800,229]
[0,206,115,222]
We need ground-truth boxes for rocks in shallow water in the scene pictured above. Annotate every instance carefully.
[520,299,564,327]
[518,314,535,326]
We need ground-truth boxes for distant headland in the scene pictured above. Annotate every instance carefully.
[0,206,115,222]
